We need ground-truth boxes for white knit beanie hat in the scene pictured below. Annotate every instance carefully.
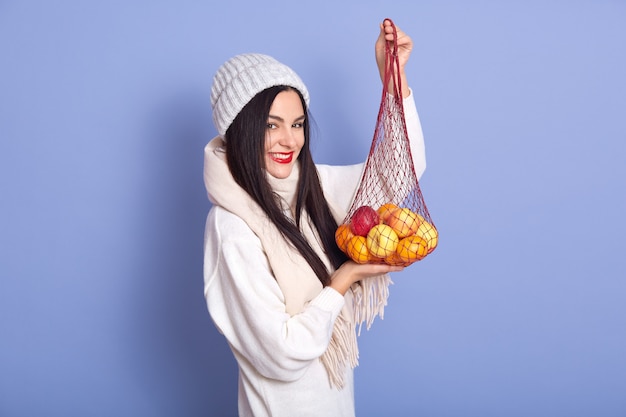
[211,53,310,137]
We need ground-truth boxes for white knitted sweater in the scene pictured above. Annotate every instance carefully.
[203,92,425,417]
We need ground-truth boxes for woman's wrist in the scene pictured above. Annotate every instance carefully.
[329,273,352,296]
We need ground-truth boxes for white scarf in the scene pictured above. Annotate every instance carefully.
[203,136,391,388]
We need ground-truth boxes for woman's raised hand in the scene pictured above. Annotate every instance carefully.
[375,18,413,98]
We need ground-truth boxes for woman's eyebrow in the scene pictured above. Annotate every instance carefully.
[268,114,306,122]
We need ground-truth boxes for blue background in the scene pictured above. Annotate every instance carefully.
[1,1,625,416]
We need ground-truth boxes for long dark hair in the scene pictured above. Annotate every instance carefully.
[224,85,348,286]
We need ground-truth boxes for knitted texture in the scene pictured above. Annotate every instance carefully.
[211,53,310,137]
[204,137,391,389]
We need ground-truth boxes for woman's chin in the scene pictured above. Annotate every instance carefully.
[266,164,295,179]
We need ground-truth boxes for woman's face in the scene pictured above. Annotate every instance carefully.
[264,89,305,179]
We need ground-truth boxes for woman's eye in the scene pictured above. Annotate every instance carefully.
[293,123,303,128]
[266,123,277,129]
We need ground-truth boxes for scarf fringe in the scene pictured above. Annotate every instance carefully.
[352,274,393,336]
[321,274,392,389]
[321,312,358,389]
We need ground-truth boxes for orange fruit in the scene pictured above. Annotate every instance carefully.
[346,235,371,264]
[384,252,409,267]
[377,203,400,224]
[335,223,354,252]
[396,235,429,263]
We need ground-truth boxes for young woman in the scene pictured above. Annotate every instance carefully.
[203,19,426,417]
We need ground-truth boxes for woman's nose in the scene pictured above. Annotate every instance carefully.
[279,127,297,147]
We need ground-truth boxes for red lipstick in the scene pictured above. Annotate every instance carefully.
[269,152,294,164]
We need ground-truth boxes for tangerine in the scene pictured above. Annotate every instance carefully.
[346,235,371,264]
[335,223,354,252]
[384,251,409,267]
[396,235,429,263]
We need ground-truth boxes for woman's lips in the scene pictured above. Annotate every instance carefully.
[269,152,294,164]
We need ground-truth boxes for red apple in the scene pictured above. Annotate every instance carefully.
[349,205,380,236]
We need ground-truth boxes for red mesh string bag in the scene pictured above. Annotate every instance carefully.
[336,19,438,266]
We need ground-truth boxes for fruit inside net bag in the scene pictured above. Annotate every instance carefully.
[336,19,438,266]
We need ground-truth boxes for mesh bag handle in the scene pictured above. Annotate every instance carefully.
[337,18,437,265]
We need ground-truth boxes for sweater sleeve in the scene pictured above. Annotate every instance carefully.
[203,206,345,382]
[403,89,427,180]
